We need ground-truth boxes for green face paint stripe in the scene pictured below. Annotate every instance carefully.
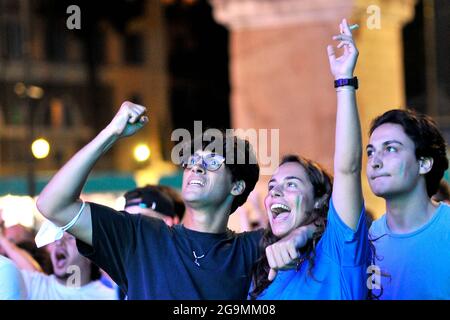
[399,163,406,177]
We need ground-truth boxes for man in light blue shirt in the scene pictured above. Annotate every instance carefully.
[366,109,450,299]
[0,254,27,299]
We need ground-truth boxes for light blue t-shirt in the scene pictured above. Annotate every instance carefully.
[255,200,370,300]
[369,202,450,300]
[0,255,27,300]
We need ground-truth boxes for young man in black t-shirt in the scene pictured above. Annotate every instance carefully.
[36,103,313,299]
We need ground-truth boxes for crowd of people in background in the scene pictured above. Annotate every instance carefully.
[0,183,186,300]
[1,18,449,300]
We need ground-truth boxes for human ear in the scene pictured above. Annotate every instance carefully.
[419,157,433,175]
[313,194,329,210]
[231,180,246,196]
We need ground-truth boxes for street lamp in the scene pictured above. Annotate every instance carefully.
[31,138,50,159]
[134,144,151,162]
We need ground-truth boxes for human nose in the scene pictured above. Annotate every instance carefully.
[269,184,283,197]
[190,161,206,174]
[370,152,383,170]
[55,237,64,246]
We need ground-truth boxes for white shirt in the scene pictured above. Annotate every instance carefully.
[0,255,27,300]
[21,270,116,300]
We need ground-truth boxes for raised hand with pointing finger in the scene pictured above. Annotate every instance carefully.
[327,18,358,80]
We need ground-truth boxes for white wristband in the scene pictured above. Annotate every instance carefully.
[61,200,86,232]
[35,200,86,248]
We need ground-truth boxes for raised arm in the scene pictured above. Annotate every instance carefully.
[0,217,41,272]
[36,102,148,245]
[328,19,363,230]
[0,237,42,272]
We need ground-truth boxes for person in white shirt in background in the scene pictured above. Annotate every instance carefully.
[20,231,116,300]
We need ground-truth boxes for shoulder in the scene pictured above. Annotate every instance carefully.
[326,198,366,233]
[90,202,167,232]
[83,281,117,300]
[432,202,450,227]
[0,256,24,280]
[234,229,264,250]
[439,202,450,215]
[89,202,127,217]
[20,270,52,286]
[237,228,264,241]
[0,256,26,299]
[139,214,173,234]
[0,255,21,276]
[0,255,15,270]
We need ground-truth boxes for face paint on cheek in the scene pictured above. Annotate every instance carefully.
[296,195,301,213]
[398,162,406,178]
[294,195,305,226]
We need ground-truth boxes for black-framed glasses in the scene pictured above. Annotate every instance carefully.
[181,153,226,172]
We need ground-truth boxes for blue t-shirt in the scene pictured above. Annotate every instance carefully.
[255,200,370,300]
[0,255,27,300]
[77,203,263,300]
[369,202,450,300]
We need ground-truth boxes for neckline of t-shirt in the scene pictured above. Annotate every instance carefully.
[176,224,234,241]
[382,202,445,238]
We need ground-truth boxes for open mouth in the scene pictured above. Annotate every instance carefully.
[270,203,292,219]
[188,179,205,187]
[54,251,67,268]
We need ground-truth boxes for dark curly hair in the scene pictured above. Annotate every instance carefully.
[370,109,448,197]
[249,155,333,299]
[180,130,260,214]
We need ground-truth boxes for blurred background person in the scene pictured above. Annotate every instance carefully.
[124,184,184,226]
[0,210,52,274]
[156,185,186,223]
[238,190,268,232]
[0,254,27,300]
[432,180,450,204]
[2,224,34,244]
[21,232,116,300]
[0,212,47,273]
[2,226,116,300]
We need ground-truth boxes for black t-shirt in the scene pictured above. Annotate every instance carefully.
[76,202,263,300]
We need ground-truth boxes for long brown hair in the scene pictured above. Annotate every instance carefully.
[249,155,333,299]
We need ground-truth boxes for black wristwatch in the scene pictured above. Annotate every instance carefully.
[334,76,358,89]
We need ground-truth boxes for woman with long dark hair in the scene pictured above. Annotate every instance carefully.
[249,19,370,300]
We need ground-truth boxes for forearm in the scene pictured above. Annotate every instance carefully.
[294,223,317,249]
[0,237,43,272]
[334,88,362,174]
[37,128,118,219]
[328,19,364,230]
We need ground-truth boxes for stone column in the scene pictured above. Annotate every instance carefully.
[211,0,417,220]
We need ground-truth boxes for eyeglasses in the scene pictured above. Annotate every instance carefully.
[181,153,226,172]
